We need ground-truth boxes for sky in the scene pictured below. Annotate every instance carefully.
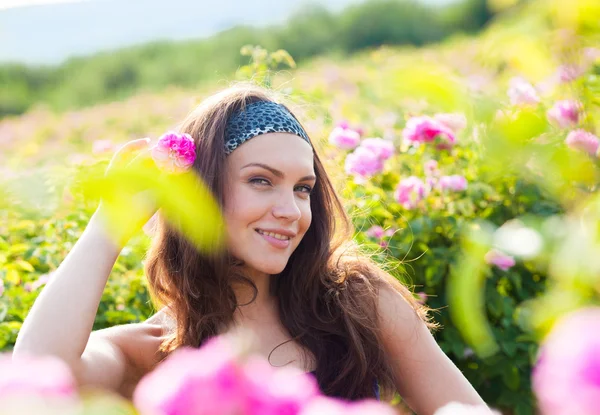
[0,0,456,65]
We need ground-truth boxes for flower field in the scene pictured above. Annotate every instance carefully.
[1,0,600,414]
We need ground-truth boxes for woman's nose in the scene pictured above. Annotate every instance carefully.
[272,191,301,221]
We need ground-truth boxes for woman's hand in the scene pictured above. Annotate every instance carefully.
[93,138,159,248]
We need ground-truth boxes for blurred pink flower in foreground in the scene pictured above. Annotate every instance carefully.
[484,250,515,271]
[241,357,320,415]
[394,176,427,210]
[300,396,396,415]
[0,280,4,298]
[434,402,500,415]
[151,132,196,174]
[434,113,467,133]
[328,122,361,150]
[403,116,456,149]
[547,100,581,128]
[438,175,468,192]
[134,336,321,415]
[507,77,540,106]
[565,129,600,156]
[533,307,600,415]
[0,354,76,398]
[360,138,395,161]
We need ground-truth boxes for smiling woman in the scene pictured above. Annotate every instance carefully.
[14,83,488,414]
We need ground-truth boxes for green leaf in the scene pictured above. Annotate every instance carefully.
[501,365,521,391]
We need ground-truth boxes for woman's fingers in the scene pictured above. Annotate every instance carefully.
[108,138,151,170]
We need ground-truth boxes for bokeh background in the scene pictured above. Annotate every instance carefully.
[1,0,599,414]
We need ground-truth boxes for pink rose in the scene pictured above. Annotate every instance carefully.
[133,337,246,415]
[359,138,395,161]
[366,225,385,239]
[403,116,456,148]
[484,250,515,271]
[507,77,540,106]
[241,357,320,415]
[394,176,427,210]
[151,132,196,174]
[565,129,600,156]
[0,354,77,398]
[328,124,361,150]
[345,146,384,181]
[438,175,468,192]
[134,336,321,415]
[533,307,600,415]
[547,100,581,128]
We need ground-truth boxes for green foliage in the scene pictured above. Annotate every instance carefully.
[0,0,494,118]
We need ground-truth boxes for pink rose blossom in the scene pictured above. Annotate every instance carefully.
[0,354,77,398]
[438,175,468,192]
[403,116,456,148]
[508,77,540,106]
[134,337,246,415]
[533,307,600,415]
[300,396,396,415]
[424,160,439,176]
[547,100,581,128]
[134,336,320,415]
[151,132,196,174]
[241,357,320,415]
[434,402,500,415]
[484,250,515,271]
[565,129,600,156]
[359,138,395,161]
[328,124,361,150]
[434,113,467,132]
[345,146,384,181]
[394,176,427,210]
[366,225,385,239]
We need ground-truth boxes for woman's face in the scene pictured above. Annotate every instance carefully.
[223,132,315,276]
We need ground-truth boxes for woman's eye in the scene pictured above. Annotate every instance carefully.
[249,178,271,186]
[296,185,313,195]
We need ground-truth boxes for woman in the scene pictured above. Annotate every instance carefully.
[14,84,486,414]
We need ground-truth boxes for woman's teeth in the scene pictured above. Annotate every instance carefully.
[256,230,290,240]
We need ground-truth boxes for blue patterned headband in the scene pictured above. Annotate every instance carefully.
[224,101,311,154]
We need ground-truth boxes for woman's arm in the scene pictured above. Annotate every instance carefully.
[377,285,487,414]
[13,212,121,367]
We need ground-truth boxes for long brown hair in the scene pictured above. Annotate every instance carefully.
[144,83,435,400]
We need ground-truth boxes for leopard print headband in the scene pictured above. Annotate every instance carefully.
[224,101,311,154]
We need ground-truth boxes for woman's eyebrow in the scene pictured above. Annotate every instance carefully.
[241,162,316,181]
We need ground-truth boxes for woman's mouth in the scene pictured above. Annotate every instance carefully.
[255,229,292,249]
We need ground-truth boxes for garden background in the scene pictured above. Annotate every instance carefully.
[1,0,600,414]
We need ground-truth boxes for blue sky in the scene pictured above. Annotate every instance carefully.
[0,0,456,65]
